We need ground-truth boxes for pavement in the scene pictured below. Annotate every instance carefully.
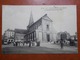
[2,42,78,54]
[40,42,78,51]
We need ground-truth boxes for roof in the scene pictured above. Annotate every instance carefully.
[15,29,27,34]
[28,14,53,28]
[42,14,53,22]
[7,29,14,32]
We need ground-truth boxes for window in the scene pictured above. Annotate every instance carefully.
[46,25,49,30]
[34,31,36,38]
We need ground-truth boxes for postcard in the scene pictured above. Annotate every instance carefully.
[2,5,78,54]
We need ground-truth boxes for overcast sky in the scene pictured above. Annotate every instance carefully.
[2,5,77,35]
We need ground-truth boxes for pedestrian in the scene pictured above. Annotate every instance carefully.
[60,34,64,49]
[29,41,31,47]
[60,39,64,49]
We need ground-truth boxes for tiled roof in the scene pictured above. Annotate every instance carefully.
[15,29,27,34]
[7,29,14,32]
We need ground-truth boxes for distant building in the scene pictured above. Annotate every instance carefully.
[25,12,56,43]
[3,29,15,44]
[14,29,26,42]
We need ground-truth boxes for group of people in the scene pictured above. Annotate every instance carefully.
[13,40,40,47]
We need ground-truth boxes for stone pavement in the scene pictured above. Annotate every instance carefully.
[2,42,78,52]
[40,42,78,52]
[2,42,78,54]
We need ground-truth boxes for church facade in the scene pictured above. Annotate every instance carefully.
[25,13,56,43]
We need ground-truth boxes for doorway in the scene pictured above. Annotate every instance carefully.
[47,34,50,42]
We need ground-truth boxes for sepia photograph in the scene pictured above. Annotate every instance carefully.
[2,5,78,54]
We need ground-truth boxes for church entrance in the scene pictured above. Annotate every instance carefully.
[47,34,50,42]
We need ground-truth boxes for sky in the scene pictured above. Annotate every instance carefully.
[2,5,77,35]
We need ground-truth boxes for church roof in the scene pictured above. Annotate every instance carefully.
[41,14,53,22]
[28,14,53,28]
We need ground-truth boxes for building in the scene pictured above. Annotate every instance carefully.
[3,29,15,44]
[14,29,27,42]
[25,12,56,43]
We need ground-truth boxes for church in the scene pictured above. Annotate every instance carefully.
[25,12,56,43]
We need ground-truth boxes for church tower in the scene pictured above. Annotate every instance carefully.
[28,11,34,27]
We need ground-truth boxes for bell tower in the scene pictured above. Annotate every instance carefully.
[28,11,34,27]
[27,11,34,29]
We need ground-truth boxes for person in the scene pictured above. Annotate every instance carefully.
[60,34,64,49]
[60,39,64,49]
[29,39,32,47]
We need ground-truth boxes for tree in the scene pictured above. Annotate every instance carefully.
[56,31,70,41]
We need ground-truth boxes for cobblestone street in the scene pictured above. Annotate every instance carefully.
[2,43,78,54]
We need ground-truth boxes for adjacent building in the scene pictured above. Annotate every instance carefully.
[3,29,15,44]
[14,29,27,42]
